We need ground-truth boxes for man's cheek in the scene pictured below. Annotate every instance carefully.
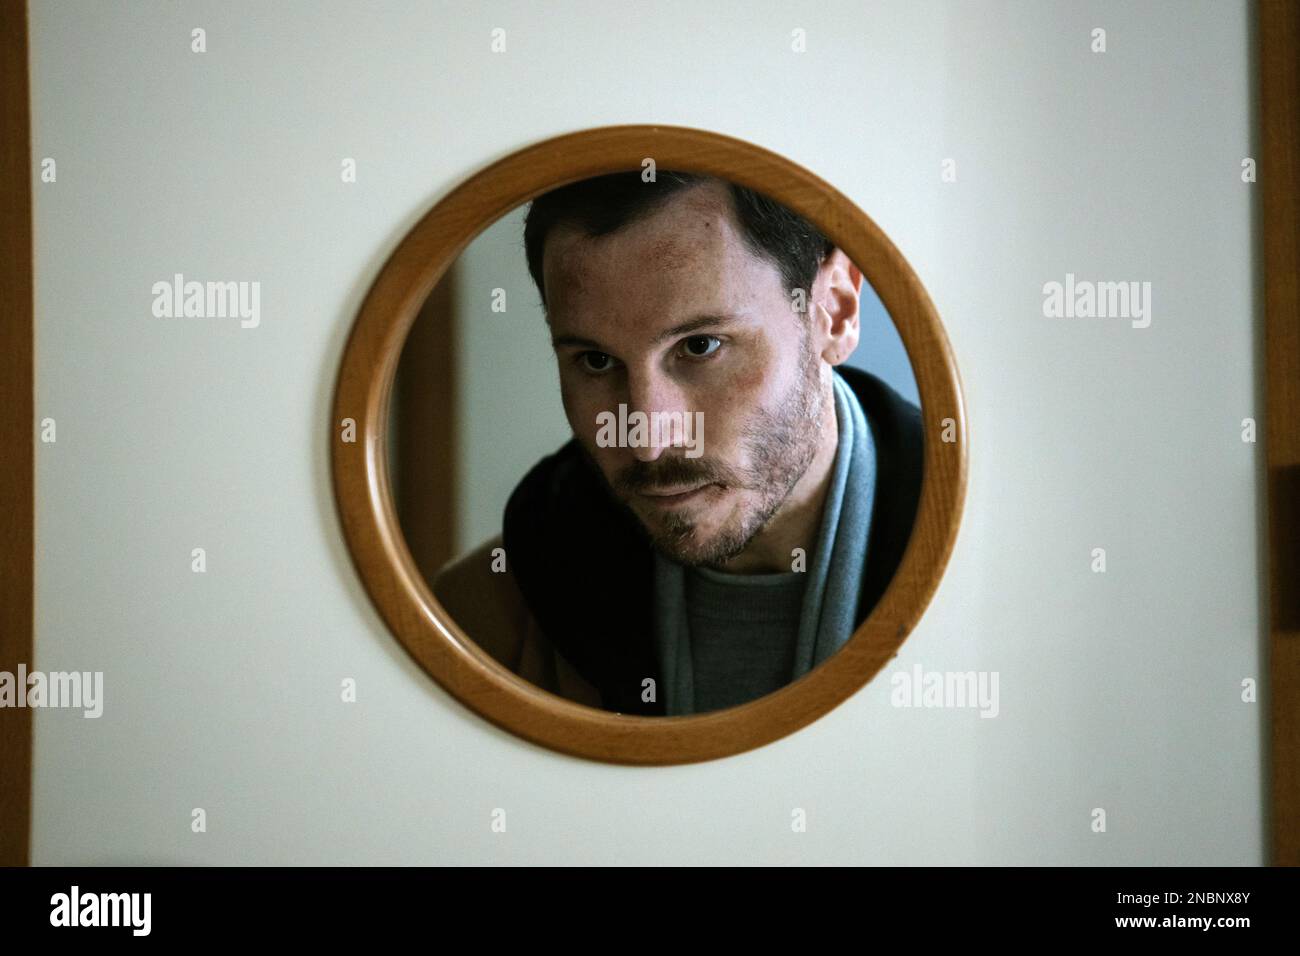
[578,405,607,447]
[569,407,618,475]
[560,378,603,430]
[716,346,770,394]
[557,376,576,421]
[558,385,594,442]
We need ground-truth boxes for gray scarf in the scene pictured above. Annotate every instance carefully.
[653,370,878,715]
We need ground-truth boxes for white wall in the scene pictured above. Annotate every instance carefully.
[30,0,1263,864]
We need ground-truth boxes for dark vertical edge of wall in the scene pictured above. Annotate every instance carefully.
[1260,0,1300,867]
[0,0,33,867]
[394,264,459,586]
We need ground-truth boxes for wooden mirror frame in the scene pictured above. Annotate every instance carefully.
[329,124,967,765]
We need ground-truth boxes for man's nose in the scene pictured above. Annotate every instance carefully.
[625,371,689,463]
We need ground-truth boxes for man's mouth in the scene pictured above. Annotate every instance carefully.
[636,482,720,507]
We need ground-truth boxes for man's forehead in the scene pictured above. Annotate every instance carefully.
[546,181,734,278]
[544,181,769,335]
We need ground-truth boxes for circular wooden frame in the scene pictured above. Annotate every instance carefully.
[330,125,966,765]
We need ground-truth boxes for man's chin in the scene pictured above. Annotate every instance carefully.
[651,536,737,569]
[621,488,751,567]
[643,517,747,569]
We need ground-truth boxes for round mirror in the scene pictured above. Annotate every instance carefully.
[390,170,925,718]
[332,125,965,763]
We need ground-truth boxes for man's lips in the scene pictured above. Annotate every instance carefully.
[636,482,720,506]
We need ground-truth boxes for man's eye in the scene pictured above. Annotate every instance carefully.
[681,335,722,359]
[579,351,615,373]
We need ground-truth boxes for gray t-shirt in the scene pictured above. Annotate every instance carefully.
[684,564,807,713]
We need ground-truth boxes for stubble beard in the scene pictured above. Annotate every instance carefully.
[626,331,828,569]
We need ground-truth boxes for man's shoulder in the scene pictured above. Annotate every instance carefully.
[500,438,661,715]
[835,365,925,619]
[837,365,923,485]
[430,535,528,667]
[430,535,603,707]
[836,365,922,441]
[431,535,511,599]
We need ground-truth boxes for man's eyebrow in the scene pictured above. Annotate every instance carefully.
[550,333,607,351]
[550,313,744,351]
[654,313,744,343]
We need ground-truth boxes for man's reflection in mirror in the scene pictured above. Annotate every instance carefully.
[432,172,922,716]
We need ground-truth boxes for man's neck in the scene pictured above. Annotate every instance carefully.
[711,384,840,575]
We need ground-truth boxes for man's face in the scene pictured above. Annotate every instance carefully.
[544,180,829,568]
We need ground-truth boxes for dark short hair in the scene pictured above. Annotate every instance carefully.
[522,171,835,313]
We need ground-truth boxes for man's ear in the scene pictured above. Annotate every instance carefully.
[813,249,862,366]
